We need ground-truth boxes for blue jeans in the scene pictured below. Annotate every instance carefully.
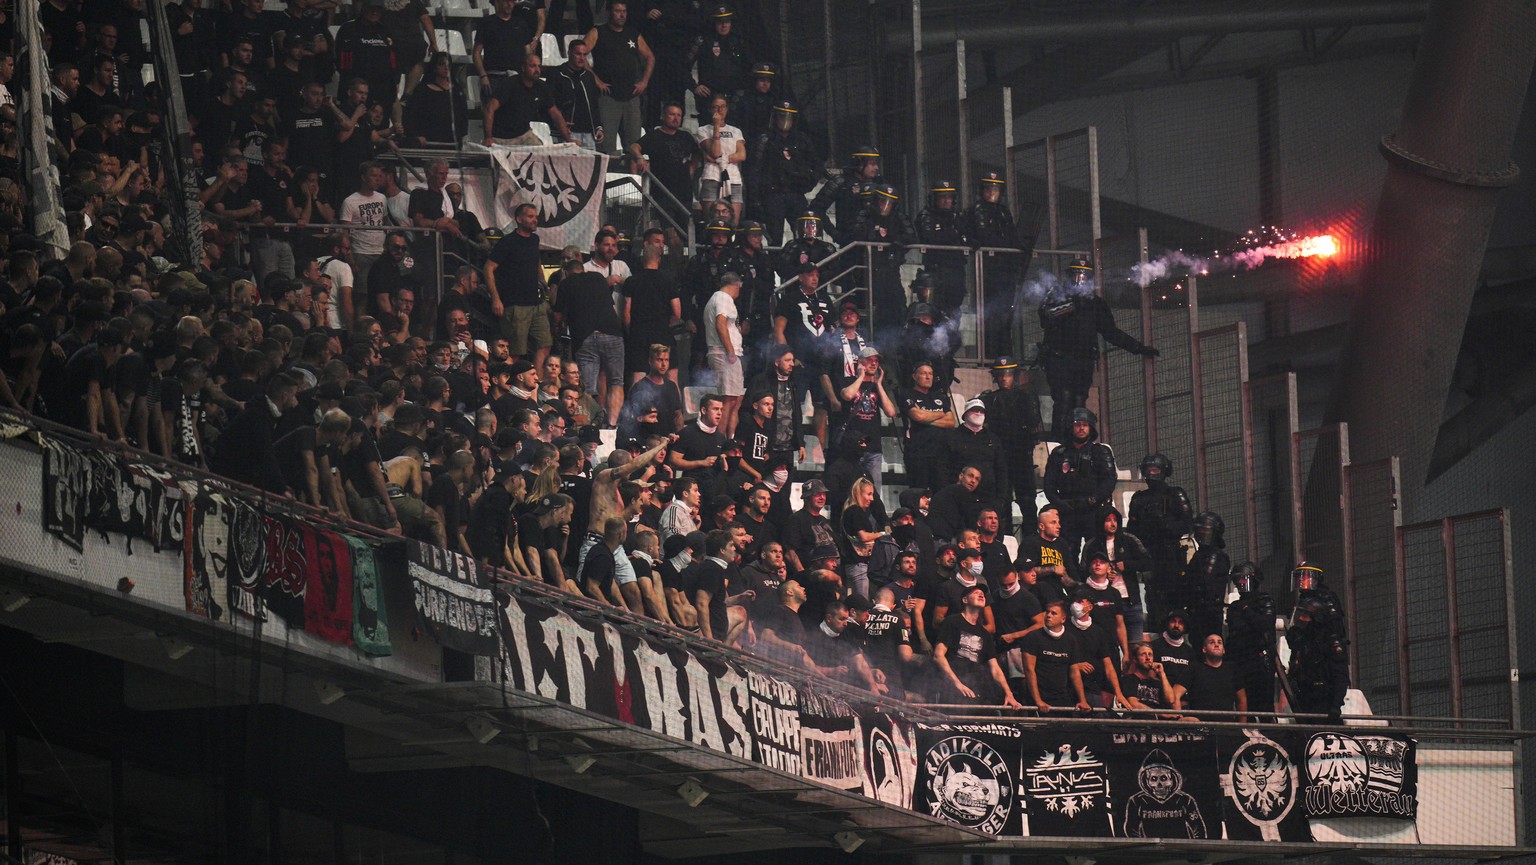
[860,450,884,498]
[250,235,295,283]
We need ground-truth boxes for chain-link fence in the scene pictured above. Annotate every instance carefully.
[1193,322,1254,564]
[1348,457,1404,714]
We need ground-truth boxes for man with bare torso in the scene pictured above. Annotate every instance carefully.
[577,434,677,614]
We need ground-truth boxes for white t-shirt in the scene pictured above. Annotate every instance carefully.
[386,189,412,226]
[585,258,633,320]
[702,289,741,353]
[316,256,354,329]
[696,123,744,185]
[339,192,389,255]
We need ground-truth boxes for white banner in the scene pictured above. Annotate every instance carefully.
[489,143,609,251]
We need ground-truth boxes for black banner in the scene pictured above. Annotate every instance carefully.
[747,671,800,773]
[1302,733,1418,820]
[861,711,917,810]
[799,690,864,793]
[914,724,1025,836]
[1019,731,1115,837]
[84,453,183,555]
[226,496,268,620]
[1107,731,1220,839]
[407,541,500,656]
[41,438,88,551]
[499,594,753,758]
[1218,731,1310,841]
[184,488,230,621]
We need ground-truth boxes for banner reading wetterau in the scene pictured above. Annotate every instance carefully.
[1302,733,1417,820]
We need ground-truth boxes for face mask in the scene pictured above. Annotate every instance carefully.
[1071,601,1090,620]
[893,523,915,545]
[966,560,984,577]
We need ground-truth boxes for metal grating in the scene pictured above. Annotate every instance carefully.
[1151,307,1197,506]
[1347,458,1403,714]
[1246,373,1297,572]
[1194,324,1252,564]
[1104,305,1149,462]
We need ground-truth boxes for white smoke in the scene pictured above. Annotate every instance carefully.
[1129,235,1336,288]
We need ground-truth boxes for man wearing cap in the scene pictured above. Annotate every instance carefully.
[979,355,1043,529]
[775,212,836,283]
[896,360,956,492]
[736,61,783,143]
[940,397,1008,520]
[747,99,820,246]
[489,358,542,425]
[914,179,969,313]
[964,171,1024,357]
[781,479,835,575]
[834,344,898,496]
[821,298,868,394]
[934,585,1021,707]
[688,5,752,125]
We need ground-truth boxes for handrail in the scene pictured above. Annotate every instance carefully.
[603,173,697,253]
[17,0,70,259]
[145,0,202,266]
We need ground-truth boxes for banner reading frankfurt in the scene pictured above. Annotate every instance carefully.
[1105,731,1220,839]
[1301,732,1418,820]
[489,143,609,251]
[913,723,1025,836]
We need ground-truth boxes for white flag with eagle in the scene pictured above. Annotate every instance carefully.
[489,143,609,251]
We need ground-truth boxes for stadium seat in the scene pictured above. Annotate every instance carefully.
[443,29,469,61]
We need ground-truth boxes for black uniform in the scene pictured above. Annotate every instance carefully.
[1038,289,1152,438]
[913,201,968,313]
[939,424,1009,520]
[810,172,875,241]
[964,191,1023,358]
[1042,423,1117,564]
[1182,544,1230,643]
[851,207,916,339]
[748,127,821,246]
[978,383,1042,527]
[775,235,836,282]
[1286,592,1350,720]
[1226,589,1277,715]
[689,30,753,121]
[1126,480,1194,628]
[897,315,961,389]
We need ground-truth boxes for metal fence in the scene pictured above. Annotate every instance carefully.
[1247,372,1299,572]
[1348,457,1404,714]
[1194,322,1256,564]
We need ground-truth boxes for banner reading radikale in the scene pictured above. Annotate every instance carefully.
[489,143,608,251]
[913,724,1024,836]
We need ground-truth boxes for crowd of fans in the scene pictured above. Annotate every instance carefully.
[1,0,1283,718]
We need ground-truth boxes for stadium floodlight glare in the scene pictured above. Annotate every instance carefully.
[676,779,709,807]
[466,718,500,744]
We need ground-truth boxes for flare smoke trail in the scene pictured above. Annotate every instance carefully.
[1129,234,1338,287]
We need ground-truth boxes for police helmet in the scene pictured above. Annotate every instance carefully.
[797,210,821,224]
[738,219,764,237]
[850,144,881,161]
[909,270,934,294]
[1232,561,1262,594]
[752,61,777,77]
[1163,608,1190,630]
[1070,406,1097,427]
[711,3,734,19]
[1292,561,1324,592]
[705,219,734,240]
[1068,256,1094,272]
[1139,452,1173,481]
[771,99,798,114]
[980,170,1005,187]
[1193,511,1225,546]
[929,179,957,203]
[873,182,899,200]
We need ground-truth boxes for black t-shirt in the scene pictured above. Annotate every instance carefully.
[487,231,544,307]
[282,109,336,170]
[273,425,325,495]
[781,509,835,566]
[936,614,996,694]
[559,473,592,536]
[1149,635,1200,693]
[1023,627,1079,704]
[756,602,804,643]
[1126,670,1169,709]
[623,269,679,337]
[674,422,726,484]
[840,504,880,563]
[1022,533,1077,603]
[61,345,116,427]
[835,373,885,443]
[1069,621,1115,696]
[1186,660,1240,713]
[1080,583,1124,654]
[897,386,953,451]
[555,271,623,344]
[579,543,617,597]
[377,429,423,462]
[862,607,909,680]
[637,127,697,201]
[936,576,988,617]
[426,474,465,544]
[469,482,515,562]
[991,585,1042,638]
[693,559,732,641]
[474,10,536,72]
[772,289,833,365]
[491,77,555,139]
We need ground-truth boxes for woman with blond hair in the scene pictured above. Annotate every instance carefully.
[840,476,884,598]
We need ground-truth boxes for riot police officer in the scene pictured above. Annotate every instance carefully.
[810,144,883,241]
[1184,511,1231,643]
[1038,257,1160,439]
[747,99,821,246]
[978,355,1043,530]
[775,211,836,282]
[1042,407,1117,564]
[965,171,1023,358]
[689,5,754,125]
[1226,561,1277,715]
[897,301,960,390]
[1126,453,1195,629]
[736,62,784,143]
[735,219,775,376]
[1286,565,1349,721]
[851,182,915,340]
[914,179,969,314]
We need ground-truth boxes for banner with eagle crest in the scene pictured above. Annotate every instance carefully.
[489,143,609,251]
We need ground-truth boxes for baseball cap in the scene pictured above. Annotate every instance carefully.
[662,534,690,559]
[857,345,881,360]
[1014,554,1040,570]
[577,425,602,444]
[802,479,828,496]
[962,398,986,416]
[528,494,560,514]
[1084,549,1111,564]
[956,547,982,560]
[509,359,536,377]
